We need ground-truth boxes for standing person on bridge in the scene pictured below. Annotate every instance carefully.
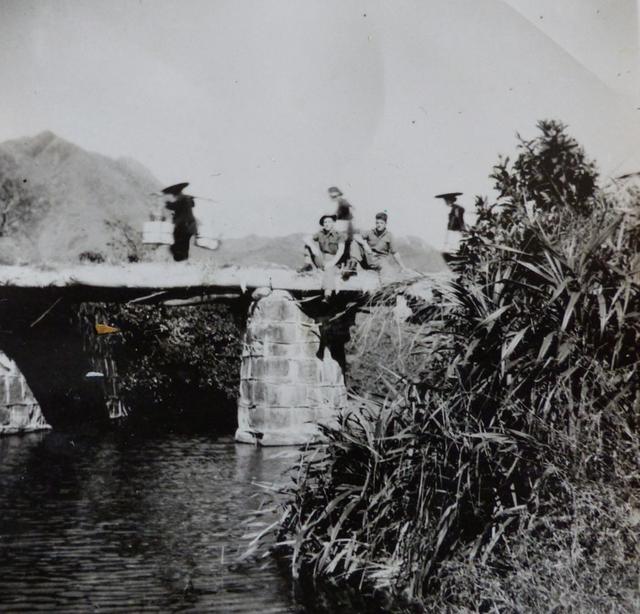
[436,192,466,233]
[328,186,360,278]
[435,192,466,260]
[163,182,198,262]
[302,214,346,299]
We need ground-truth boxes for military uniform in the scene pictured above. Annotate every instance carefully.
[307,217,346,294]
[362,228,397,255]
[360,228,397,270]
[312,227,344,260]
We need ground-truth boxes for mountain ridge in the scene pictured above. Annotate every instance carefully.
[0,131,161,263]
[0,131,447,272]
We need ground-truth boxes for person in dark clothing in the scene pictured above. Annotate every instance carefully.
[328,186,359,277]
[329,186,353,225]
[435,192,466,232]
[163,182,198,261]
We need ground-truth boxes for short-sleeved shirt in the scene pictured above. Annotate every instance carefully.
[312,228,345,255]
[362,228,396,256]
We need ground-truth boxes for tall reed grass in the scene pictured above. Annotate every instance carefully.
[257,121,640,611]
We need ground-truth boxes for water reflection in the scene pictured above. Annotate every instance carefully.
[0,431,392,613]
[0,431,303,613]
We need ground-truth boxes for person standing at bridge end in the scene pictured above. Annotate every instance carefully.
[436,191,466,259]
[436,192,466,232]
[163,182,198,262]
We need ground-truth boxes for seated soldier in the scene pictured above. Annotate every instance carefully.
[354,212,407,272]
[302,214,346,298]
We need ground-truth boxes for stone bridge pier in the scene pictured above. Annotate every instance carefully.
[0,291,110,430]
[235,289,353,446]
[0,287,356,444]
[0,263,381,442]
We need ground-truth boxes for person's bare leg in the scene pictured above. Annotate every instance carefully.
[322,263,336,299]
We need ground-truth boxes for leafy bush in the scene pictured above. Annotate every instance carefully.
[269,121,640,611]
[85,302,244,431]
[0,176,50,264]
[0,176,50,238]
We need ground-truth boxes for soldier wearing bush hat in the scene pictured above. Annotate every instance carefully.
[300,213,346,298]
[303,214,344,267]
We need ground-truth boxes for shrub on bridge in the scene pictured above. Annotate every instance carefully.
[267,121,640,610]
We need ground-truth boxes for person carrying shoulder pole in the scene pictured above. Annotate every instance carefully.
[162,182,198,261]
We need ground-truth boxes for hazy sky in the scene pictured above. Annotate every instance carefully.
[0,0,638,249]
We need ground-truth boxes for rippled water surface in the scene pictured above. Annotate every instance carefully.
[0,431,312,613]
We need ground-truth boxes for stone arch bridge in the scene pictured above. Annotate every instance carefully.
[0,263,441,445]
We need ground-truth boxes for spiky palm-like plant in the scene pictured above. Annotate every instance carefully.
[265,121,639,611]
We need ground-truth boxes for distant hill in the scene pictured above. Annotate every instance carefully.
[0,131,447,273]
[0,131,161,264]
[197,233,447,272]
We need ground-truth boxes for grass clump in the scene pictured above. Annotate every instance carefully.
[270,121,640,611]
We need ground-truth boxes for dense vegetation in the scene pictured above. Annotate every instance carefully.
[0,175,50,264]
[264,121,639,611]
[85,302,244,432]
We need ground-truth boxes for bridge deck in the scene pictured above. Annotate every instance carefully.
[0,263,380,293]
[0,263,450,303]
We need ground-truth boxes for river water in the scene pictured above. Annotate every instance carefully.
[0,431,360,613]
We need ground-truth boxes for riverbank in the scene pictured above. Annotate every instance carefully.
[266,122,640,611]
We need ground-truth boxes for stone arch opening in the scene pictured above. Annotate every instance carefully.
[0,277,362,444]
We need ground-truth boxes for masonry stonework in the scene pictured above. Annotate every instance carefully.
[0,353,50,435]
[235,289,346,446]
